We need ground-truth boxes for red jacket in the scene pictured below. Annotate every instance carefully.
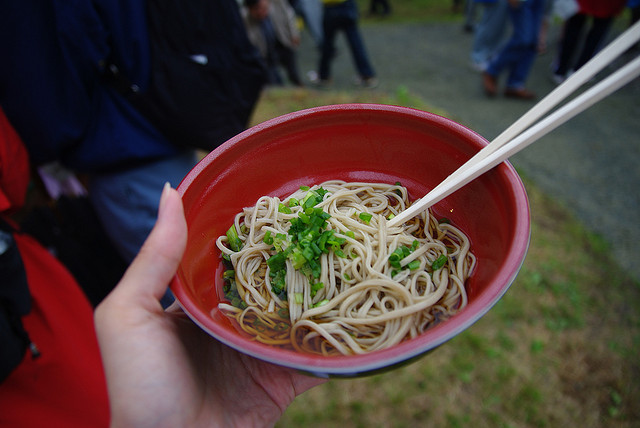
[577,0,626,18]
[0,108,110,427]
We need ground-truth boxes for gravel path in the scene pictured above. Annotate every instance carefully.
[296,19,640,280]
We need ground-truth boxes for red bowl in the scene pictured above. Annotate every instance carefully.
[171,104,530,377]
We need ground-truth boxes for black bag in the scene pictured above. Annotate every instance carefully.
[105,0,267,151]
[0,220,33,383]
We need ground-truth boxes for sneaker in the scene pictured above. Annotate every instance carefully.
[550,72,566,85]
[307,70,330,87]
[354,76,379,88]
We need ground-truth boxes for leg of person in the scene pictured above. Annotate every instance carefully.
[484,2,527,96]
[471,0,509,70]
[277,43,303,86]
[341,0,376,82]
[553,13,586,78]
[504,0,545,98]
[463,0,478,32]
[573,15,614,71]
[318,5,340,81]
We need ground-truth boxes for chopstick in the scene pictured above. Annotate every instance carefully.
[387,22,640,228]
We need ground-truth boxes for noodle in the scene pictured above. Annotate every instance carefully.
[215,180,476,356]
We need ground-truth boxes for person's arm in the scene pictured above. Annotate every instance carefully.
[94,184,325,428]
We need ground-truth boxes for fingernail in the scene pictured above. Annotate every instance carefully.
[159,182,172,213]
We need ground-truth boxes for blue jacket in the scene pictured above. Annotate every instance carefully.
[0,0,180,172]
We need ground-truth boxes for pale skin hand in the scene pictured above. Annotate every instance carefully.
[94,184,326,428]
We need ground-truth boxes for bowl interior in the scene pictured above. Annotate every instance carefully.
[171,104,530,376]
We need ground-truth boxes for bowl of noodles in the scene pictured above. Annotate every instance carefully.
[171,104,530,377]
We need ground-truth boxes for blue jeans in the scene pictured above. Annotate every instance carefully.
[319,0,375,80]
[486,0,544,89]
[89,150,198,263]
[471,0,509,66]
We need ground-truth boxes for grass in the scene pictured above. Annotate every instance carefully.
[247,85,640,427]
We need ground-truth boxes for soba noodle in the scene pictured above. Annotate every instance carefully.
[215,181,476,356]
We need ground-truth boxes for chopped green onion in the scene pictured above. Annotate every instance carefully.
[274,322,289,331]
[226,225,243,252]
[278,203,292,214]
[259,188,348,293]
[312,299,330,308]
[393,182,403,196]
[407,260,421,271]
[432,254,448,271]
[333,249,346,258]
[310,282,324,297]
[294,293,304,304]
[359,212,373,224]
[388,242,423,273]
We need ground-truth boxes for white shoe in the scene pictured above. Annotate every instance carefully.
[551,72,565,85]
[354,76,379,88]
[307,70,330,87]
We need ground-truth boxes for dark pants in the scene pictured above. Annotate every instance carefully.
[486,0,545,89]
[554,13,614,76]
[318,0,375,80]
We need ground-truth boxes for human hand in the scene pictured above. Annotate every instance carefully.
[94,184,326,428]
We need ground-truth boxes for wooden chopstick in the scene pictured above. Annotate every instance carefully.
[387,22,640,228]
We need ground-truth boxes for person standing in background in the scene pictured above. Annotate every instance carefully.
[551,0,627,84]
[312,0,378,87]
[470,0,510,71]
[482,0,546,99]
[243,0,304,86]
[0,0,265,309]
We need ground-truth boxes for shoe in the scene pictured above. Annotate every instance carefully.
[482,72,497,97]
[362,77,378,88]
[307,70,330,87]
[354,76,379,88]
[504,87,536,100]
[550,73,565,85]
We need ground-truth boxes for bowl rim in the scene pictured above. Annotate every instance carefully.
[171,103,531,376]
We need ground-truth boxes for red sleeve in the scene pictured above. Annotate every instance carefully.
[0,232,110,427]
